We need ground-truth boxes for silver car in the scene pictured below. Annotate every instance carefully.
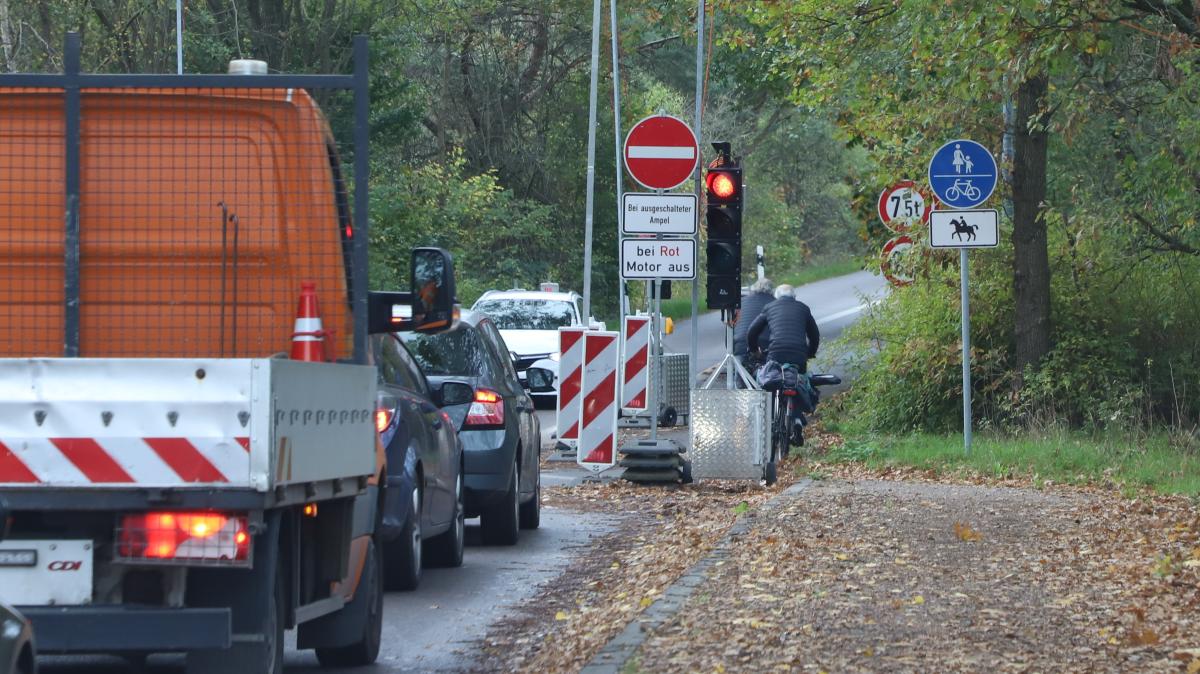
[0,602,35,674]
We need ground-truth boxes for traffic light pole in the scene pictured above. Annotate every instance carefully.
[690,0,704,388]
[611,0,626,321]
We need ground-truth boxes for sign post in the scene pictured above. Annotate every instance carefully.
[928,140,1000,455]
[618,115,699,482]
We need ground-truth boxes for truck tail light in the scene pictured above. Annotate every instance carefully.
[117,512,250,565]
[464,388,504,428]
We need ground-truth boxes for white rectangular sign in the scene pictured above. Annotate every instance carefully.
[930,209,999,248]
[621,239,696,280]
[622,193,698,235]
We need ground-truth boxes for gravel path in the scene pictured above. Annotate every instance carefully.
[632,477,1199,673]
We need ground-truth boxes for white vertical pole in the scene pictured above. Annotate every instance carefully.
[611,0,626,320]
[690,0,704,386]
[960,248,972,455]
[582,0,602,322]
[175,0,184,74]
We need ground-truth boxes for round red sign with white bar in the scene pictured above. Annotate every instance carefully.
[623,114,700,191]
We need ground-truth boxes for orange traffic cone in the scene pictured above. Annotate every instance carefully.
[290,282,327,362]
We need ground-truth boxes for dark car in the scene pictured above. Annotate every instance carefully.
[372,333,465,590]
[400,310,541,545]
[0,602,35,674]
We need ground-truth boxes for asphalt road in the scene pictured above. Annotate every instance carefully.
[38,503,616,674]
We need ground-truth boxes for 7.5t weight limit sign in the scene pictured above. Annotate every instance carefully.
[620,239,696,279]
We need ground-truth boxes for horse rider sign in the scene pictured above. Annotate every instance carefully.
[929,209,998,248]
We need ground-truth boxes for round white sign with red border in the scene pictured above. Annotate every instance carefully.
[623,114,700,191]
[878,181,934,234]
[881,235,916,287]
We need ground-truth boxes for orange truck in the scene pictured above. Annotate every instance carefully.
[0,36,451,673]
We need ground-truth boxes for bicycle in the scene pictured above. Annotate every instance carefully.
[768,368,841,463]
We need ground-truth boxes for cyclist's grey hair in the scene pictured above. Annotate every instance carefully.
[774,284,795,299]
[750,278,774,294]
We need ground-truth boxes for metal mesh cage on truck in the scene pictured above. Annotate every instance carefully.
[0,34,370,363]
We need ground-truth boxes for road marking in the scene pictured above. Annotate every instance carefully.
[815,301,877,324]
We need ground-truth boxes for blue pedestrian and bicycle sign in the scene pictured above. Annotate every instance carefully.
[927,139,997,209]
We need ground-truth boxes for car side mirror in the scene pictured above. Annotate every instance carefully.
[436,381,474,407]
[411,247,458,333]
[526,367,555,393]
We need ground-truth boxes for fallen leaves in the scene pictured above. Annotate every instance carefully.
[953,521,983,541]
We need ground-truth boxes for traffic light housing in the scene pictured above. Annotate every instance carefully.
[705,148,743,310]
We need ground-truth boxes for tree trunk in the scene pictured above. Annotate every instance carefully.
[0,0,16,72]
[1011,74,1052,381]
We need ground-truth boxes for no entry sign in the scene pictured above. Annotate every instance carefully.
[623,114,699,191]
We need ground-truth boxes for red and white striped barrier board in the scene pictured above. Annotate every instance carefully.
[0,436,251,485]
[621,316,650,411]
[578,331,620,472]
[556,327,587,442]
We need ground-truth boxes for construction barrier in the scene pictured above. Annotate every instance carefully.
[578,331,619,472]
[621,315,650,411]
[556,327,587,442]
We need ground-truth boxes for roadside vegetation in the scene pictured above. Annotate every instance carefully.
[816,426,1200,497]
[0,1,866,314]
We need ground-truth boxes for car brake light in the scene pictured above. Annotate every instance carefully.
[376,407,395,432]
[118,511,250,564]
[464,388,504,427]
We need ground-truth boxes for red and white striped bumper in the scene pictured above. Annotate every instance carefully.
[0,436,250,485]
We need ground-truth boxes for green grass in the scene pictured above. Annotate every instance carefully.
[822,430,1200,496]
[656,257,865,321]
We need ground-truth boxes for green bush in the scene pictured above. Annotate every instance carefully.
[833,217,1200,435]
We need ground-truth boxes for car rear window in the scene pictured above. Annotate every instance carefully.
[400,325,493,377]
[472,299,575,330]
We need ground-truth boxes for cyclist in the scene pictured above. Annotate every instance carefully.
[733,277,774,372]
[747,284,820,373]
[748,285,820,442]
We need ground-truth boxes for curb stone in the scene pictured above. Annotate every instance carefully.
[579,479,814,674]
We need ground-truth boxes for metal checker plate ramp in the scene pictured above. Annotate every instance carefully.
[689,388,769,480]
[661,353,691,417]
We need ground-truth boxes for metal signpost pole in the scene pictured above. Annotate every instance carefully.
[611,0,626,321]
[690,0,704,386]
[581,0,602,322]
[176,0,184,74]
[960,249,972,455]
[649,278,660,443]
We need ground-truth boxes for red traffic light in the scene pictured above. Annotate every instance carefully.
[707,171,737,199]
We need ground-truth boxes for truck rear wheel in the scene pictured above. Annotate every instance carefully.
[186,553,285,674]
[315,537,383,667]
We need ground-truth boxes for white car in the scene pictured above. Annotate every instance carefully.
[471,285,601,407]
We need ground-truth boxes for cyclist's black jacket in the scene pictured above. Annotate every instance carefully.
[747,298,820,372]
[733,290,773,357]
